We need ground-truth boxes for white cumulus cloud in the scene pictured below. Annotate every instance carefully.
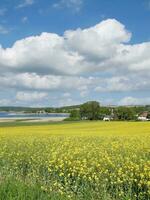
[0,19,149,77]
[0,19,150,105]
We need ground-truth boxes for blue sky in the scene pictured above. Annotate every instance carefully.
[0,0,150,107]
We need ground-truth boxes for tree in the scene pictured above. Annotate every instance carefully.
[64,109,81,121]
[80,101,100,120]
[70,110,81,120]
[147,112,150,119]
[99,107,111,120]
[115,107,136,121]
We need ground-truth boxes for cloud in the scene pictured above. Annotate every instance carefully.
[80,90,89,98]
[53,0,83,12]
[94,75,150,93]
[65,19,131,59]
[63,92,71,97]
[0,25,9,34]
[0,72,149,106]
[118,96,150,106]
[0,73,93,92]
[1,18,149,78]
[0,99,11,106]
[16,0,34,9]
[0,19,139,76]
[0,32,84,75]
[0,18,150,106]
[16,91,48,102]
[58,98,81,107]
[1,72,150,100]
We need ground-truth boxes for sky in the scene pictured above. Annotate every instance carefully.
[0,0,150,107]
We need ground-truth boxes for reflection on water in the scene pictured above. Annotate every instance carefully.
[0,112,69,118]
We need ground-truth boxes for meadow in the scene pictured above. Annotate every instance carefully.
[0,121,149,200]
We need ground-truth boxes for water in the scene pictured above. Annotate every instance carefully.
[0,112,69,119]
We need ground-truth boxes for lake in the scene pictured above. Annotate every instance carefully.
[0,112,69,119]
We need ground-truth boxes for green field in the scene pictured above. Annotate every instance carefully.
[0,121,150,200]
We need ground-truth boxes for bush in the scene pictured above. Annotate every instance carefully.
[64,110,81,121]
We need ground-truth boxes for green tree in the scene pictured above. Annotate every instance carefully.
[147,112,150,119]
[80,101,100,120]
[70,110,81,120]
[115,107,136,121]
[99,107,111,120]
[64,109,81,121]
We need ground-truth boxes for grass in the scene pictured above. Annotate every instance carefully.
[0,178,69,200]
[0,121,150,199]
[0,120,74,127]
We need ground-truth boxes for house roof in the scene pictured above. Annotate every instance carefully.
[139,111,149,118]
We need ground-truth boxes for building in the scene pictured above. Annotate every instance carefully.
[138,111,149,121]
[103,116,113,121]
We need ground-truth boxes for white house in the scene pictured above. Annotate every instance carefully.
[103,116,113,121]
[138,112,149,121]
[137,116,148,121]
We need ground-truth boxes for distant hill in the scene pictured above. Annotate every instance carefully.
[0,105,81,113]
[0,104,149,113]
[0,107,46,113]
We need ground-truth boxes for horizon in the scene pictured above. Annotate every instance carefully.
[0,103,150,109]
[0,0,150,107]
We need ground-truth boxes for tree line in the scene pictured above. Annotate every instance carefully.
[65,101,150,121]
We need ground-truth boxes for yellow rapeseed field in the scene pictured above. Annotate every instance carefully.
[0,121,150,200]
